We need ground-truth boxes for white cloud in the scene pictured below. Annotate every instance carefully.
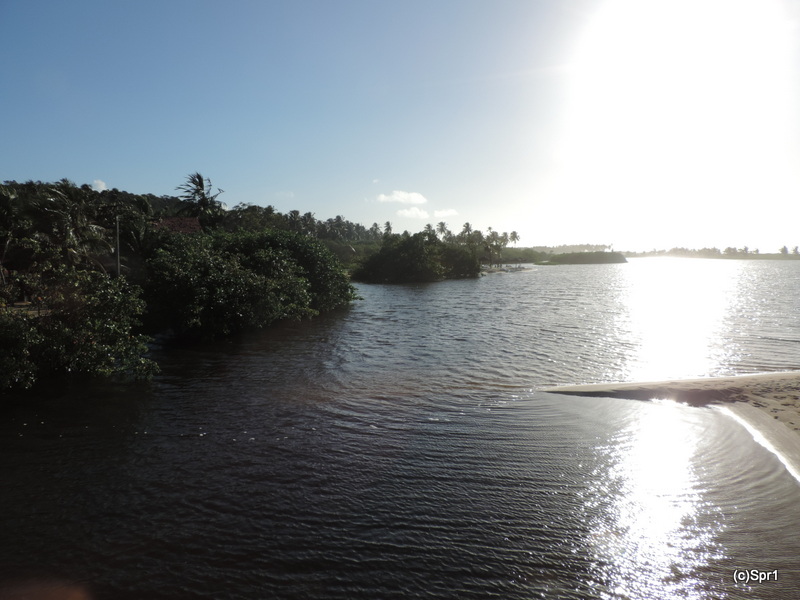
[372,178,380,183]
[397,206,429,219]
[92,179,107,192]
[377,190,427,204]
[434,209,458,218]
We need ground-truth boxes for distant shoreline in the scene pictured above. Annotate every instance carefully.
[623,250,800,260]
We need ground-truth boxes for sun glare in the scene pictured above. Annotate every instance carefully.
[618,258,740,381]
[546,0,799,250]
[587,403,719,599]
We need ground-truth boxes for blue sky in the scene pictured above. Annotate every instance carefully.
[3,0,800,251]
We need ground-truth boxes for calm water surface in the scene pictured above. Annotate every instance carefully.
[2,258,800,599]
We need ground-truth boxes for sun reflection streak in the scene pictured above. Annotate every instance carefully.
[585,401,725,599]
[619,259,741,381]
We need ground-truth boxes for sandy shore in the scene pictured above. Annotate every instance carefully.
[543,371,800,434]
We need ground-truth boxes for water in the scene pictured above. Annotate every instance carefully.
[2,258,800,599]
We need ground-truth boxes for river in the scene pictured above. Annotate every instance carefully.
[2,258,800,599]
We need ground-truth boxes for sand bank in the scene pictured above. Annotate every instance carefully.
[545,372,800,482]
[544,371,800,434]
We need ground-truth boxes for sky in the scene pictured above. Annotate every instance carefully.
[2,0,800,251]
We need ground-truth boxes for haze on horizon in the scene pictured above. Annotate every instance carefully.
[2,0,799,253]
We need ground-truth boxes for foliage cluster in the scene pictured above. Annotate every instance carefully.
[1,268,154,389]
[0,175,356,390]
[144,230,355,339]
[544,251,628,265]
[351,231,481,283]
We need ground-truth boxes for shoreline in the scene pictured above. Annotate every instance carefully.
[544,371,800,482]
[543,371,800,433]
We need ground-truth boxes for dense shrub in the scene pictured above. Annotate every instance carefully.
[33,269,156,379]
[351,232,480,283]
[214,230,356,312]
[1,268,156,390]
[144,231,356,340]
[0,311,40,389]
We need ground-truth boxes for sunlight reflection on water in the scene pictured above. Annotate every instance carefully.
[620,258,741,381]
[584,400,725,599]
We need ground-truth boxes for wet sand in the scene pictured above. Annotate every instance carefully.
[544,371,800,433]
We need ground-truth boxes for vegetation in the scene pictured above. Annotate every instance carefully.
[10,174,795,390]
[624,246,800,259]
[352,231,478,283]
[543,251,628,265]
[350,222,523,283]
[0,268,154,389]
[0,175,356,391]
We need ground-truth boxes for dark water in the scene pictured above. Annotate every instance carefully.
[2,258,800,599]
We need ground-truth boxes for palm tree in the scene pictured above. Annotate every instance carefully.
[369,222,382,240]
[384,221,393,236]
[176,172,225,229]
[29,179,111,272]
[333,215,346,240]
[287,210,302,233]
[510,231,520,246]
[458,222,473,245]
[301,212,317,236]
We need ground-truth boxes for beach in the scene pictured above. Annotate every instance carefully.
[544,371,800,432]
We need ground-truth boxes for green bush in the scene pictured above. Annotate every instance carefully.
[351,233,480,283]
[213,230,356,313]
[0,311,40,389]
[144,231,355,340]
[33,269,156,380]
[1,269,157,390]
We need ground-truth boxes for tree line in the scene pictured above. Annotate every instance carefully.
[625,246,800,259]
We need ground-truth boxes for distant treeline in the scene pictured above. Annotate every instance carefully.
[0,175,356,391]
[543,251,627,265]
[625,246,800,259]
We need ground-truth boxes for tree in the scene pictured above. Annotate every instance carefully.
[510,231,520,246]
[300,212,317,236]
[352,231,479,283]
[287,210,302,233]
[20,179,112,273]
[780,246,789,255]
[176,172,226,229]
